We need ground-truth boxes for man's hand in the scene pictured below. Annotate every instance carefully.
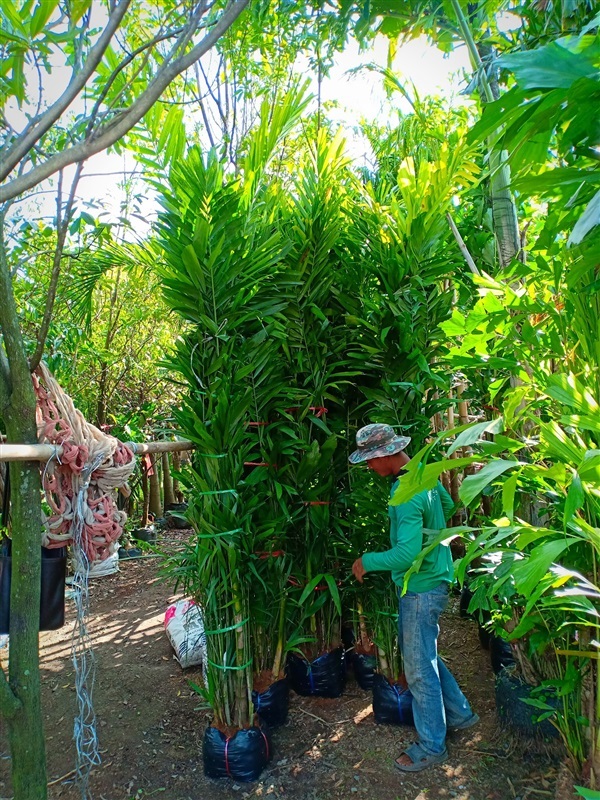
[352,557,366,584]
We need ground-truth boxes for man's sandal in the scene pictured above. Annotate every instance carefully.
[394,743,448,773]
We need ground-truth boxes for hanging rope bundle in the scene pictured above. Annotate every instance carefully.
[31,363,137,799]
[33,363,136,562]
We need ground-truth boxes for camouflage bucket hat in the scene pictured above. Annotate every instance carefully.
[348,423,411,464]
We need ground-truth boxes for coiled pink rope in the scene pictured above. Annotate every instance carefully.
[33,364,136,562]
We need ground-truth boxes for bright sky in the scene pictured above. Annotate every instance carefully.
[11,30,474,231]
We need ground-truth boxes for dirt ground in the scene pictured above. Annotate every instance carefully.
[0,531,567,800]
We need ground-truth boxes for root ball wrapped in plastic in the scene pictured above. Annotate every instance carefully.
[372,673,413,725]
[353,653,377,690]
[286,647,346,698]
[203,725,272,781]
[252,677,289,727]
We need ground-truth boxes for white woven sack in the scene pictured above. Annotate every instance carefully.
[83,551,120,578]
[164,599,207,669]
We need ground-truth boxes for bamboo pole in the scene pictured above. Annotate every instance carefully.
[0,439,195,462]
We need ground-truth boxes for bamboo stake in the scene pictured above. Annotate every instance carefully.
[0,439,194,462]
[446,212,480,276]
[447,391,460,505]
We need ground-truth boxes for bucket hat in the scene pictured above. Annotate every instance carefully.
[348,424,411,464]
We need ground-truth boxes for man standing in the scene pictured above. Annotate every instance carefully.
[349,423,478,773]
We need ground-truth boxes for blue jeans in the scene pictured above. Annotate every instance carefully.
[398,582,473,756]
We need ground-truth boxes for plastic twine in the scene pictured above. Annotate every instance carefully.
[260,730,270,760]
[393,684,404,723]
[224,736,232,778]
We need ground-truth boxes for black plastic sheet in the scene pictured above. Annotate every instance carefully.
[478,623,492,650]
[341,625,355,668]
[0,543,66,633]
[252,677,289,727]
[287,647,346,698]
[459,586,474,618]
[372,673,414,725]
[203,724,272,781]
[490,635,516,673]
[353,653,377,690]
[495,668,558,739]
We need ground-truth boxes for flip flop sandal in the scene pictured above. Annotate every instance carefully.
[394,743,448,773]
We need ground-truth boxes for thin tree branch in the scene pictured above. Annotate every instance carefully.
[0,0,133,181]
[30,161,85,371]
[0,0,250,202]
[84,27,186,138]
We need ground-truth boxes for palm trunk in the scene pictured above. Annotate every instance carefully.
[148,455,162,519]
[162,452,176,508]
[450,0,521,268]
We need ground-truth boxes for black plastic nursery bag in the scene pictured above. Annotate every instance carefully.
[495,668,558,739]
[203,724,272,781]
[353,653,377,690]
[252,677,289,727]
[0,542,67,634]
[287,646,346,698]
[372,672,414,725]
[490,635,516,674]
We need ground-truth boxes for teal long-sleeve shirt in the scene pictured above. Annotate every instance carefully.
[361,479,454,593]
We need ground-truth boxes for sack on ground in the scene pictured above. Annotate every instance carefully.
[164,599,207,669]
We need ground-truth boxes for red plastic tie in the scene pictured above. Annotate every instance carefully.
[224,736,232,778]
[303,501,331,506]
[243,461,278,468]
[282,406,328,418]
[261,730,270,761]
[247,421,269,427]
[255,550,285,559]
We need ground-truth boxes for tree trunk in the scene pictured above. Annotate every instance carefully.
[172,450,184,503]
[162,452,176,508]
[140,461,150,527]
[0,220,48,798]
[451,0,521,269]
[148,455,162,519]
[96,361,109,428]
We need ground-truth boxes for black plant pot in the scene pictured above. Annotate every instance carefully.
[203,724,272,781]
[490,635,516,674]
[341,625,355,668]
[478,623,492,650]
[252,677,289,727]
[459,586,474,619]
[372,673,413,726]
[495,667,559,739]
[353,653,377,690]
[287,647,346,698]
[0,542,67,633]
